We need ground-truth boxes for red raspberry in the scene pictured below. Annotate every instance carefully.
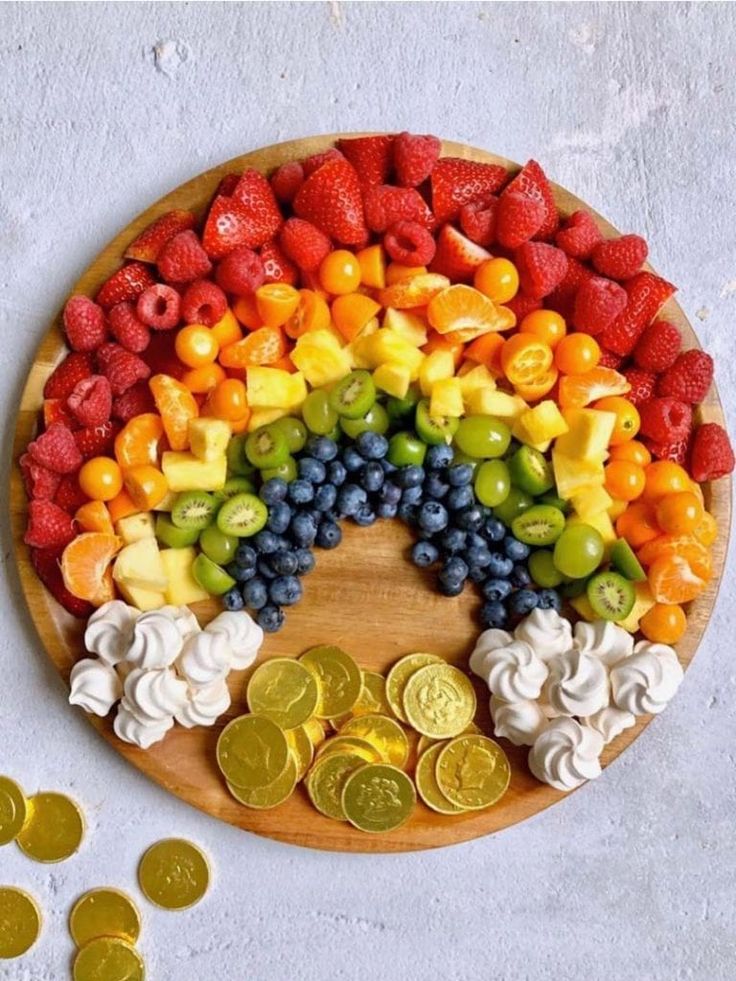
[572,276,628,335]
[592,234,648,280]
[181,280,227,326]
[598,272,676,356]
[495,191,544,249]
[216,247,266,294]
[639,397,692,443]
[633,319,681,372]
[108,302,150,353]
[363,185,435,233]
[29,547,93,618]
[279,218,331,272]
[73,420,120,460]
[96,262,155,309]
[28,422,83,474]
[505,292,542,321]
[384,222,436,266]
[157,230,213,283]
[66,376,112,428]
[53,474,89,512]
[514,242,568,299]
[24,500,76,549]
[302,148,344,177]
[260,241,298,285]
[102,348,151,395]
[459,198,498,247]
[43,352,94,400]
[337,135,394,186]
[645,435,691,467]
[656,350,714,404]
[598,349,624,370]
[62,296,107,351]
[690,422,735,482]
[393,132,441,187]
[136,284,181,330]
[622,367,657,406]
[545,257,595,321]
[19,453,61,501]
[555,210,602,259]
[270,161,305,204]
[95,342,124,371]
[112,382,156,423]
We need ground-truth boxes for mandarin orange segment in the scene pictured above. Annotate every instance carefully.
[694,510,718,547]
[426,284,505,337]
[284,289,330,339]
[378,273,450,309]
[648,554,707,605]
[356,244,386,288]
[60,533,122,604]
[219,326,286,369]
[123,465,169,510]
[255,283,301,328]
[557,366,630,408]
[114,413,165,469]
[636,534,712,580]
[385,262,427,285]
[464,332,505,373]
[210,309,243,347]
[232,294,262,330]
[331,293,381,342]
[149,374,199,452]
[75,501,115,535]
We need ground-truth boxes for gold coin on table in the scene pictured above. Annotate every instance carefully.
[246,658,319,730]
[69,888,141,949]
[340,714,409,769]
[73,936,144,981]
[316,736,382,764]
[0,887,41,959]
[227,754,298,810]
[329,671,392,728]
[403,663,477,738]
[306,753,364,822]
[386,653,442,723]
[299,645,362,719]
[138,838,210,911]
[285,726,314,781]
[16,792,84,863]
[303,717,327,748]
[342,764,416,834]
[415,744,465,815]
[417,721,481,756]
[0,776,28,846]
[436,735,510,810]
[216,714,290,791]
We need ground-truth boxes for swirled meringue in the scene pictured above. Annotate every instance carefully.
[114,698,173,749]
[123,667,188,721]
[490,695,548,746]
[175,679,231,728]
[514,608,573,662]
[610,642,683,716]
[544,649,610,717]
[574,619,633,667]
[177,631,233,687]
[69,658,122,716]
[205,611,263,669]
[126,610,184,670]
[482,640,548,702]
[469,628,513,678]
[84,600,137,665]
[161,605,201,643]
[582,706,636,745]
[529,718,604,791]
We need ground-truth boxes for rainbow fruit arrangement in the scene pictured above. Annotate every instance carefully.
[20,134,734,647]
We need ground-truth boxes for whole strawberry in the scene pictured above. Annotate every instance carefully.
[67,376,112,428]
[657,350,713,404]
[639,397,692,442]
[337,135,394,186]
[62,296,107,352]
[592,234,648,280]
[690,423,735,482]
[555,210,602,259]
[216,247,266,294]
[632,319,681,372]
[514,242,568,299]
[157,230,212,283]
[279,218,331,272]
[43,352,95,400]
[24,500,76,549]
[393,132,441,187]
[96,262,155,309]
[572,276,627,335]
[495,191,544,249]
[28,422,83,474]
[293,158,367,245]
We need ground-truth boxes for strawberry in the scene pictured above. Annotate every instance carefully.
[67,376,112,428]
[62,296,107,352]
[43,398,77,430]
[28,422,82,474]
[429,224,491,282]
[112,382,156,423]
[108,302,150,353]
[181,280,227,326]
[228,170,283,249]
[29,547,93,618]
[690,423,735,482]
[294,158,367,244]
[216,173,241,197]
[545,257,595,321]
[363,185,434,233]
[393,132,441,187]
[503,160,558,240]
[505,292,542,321]
[136,283,181,330]
[19,453,61,501]
[270,161,305,204]
[495,191,544,249]
[592,234,648,281]
[43,352,94,400]
[24,500,76,549]
[73,420,120,460]
[597,272,676,356]
[632,319,681,372]
[215,247,265,294]
[96,262,155,309]
[260,241,298,285]
[53,474,90,513]
[201,195,254,259]
[645,435,691,466]
[639,397,692,442]
[124,210,196,263]
[514,242,568,299]
[656,350,714,404]
[598,349,624,370]
[337,135,394,186]
[622,367,657,406]
[555,210,602,259]
[384,222,436,266]
[101,349,151,395]
[157,230,212,283]
[431,157,507,223]
[279,218,331,272]
[459,198,497,247]
[572,276,628,335]
[302,148,344,177]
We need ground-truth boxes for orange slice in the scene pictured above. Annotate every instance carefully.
[558,366,630,409]
[219,327,286,368]
[378,273,450,310]
[75,501,115,535]
[285,289,331,339]
[255,283,301,328]
[427,284,503,337]
[61,533,122,605]
[149,374,199,451]
[114,413,165,469]
[331,293,381,342]
[637,534,712,580]
[648,554,707,604]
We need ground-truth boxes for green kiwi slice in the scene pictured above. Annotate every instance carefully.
[216,492,268,537]
[192,554,236,596]
[510,504,566,546]
[508,446,554,496]
[328,370,376,419]
[214,476,256,504]
[610,539,647,582]
[586,571,636,621]
[171,491,218,530]
[414,399,459,445]
[245,425,290,470]
[226,434,256,477]
[155,513,200,548]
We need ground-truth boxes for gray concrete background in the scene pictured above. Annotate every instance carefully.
[1,3,735,979]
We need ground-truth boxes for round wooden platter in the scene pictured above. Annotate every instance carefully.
[10,136,731,853]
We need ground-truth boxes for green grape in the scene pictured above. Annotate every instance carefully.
[270,416,307,453]
[528,550,564,588]
[260,456,298,482]
[386,387,420,424]
[340,403,390,438]
[302,390,339,435]
[387,431,427,467]
[199,526,238,565]
[454,415,511,459]
[226,434,256,477]
[553,524,605,578]
[452,449,480,472]
[492,486,533,526]
[474,460,510,507]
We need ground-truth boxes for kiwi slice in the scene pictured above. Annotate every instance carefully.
[560,577,589,599]
[586,571,636,621]
[329,370,376,419]
[610,539,647,582]
[214,476,256,504]
[508,446,554,496]
[192,554,236,596]
[511,504,566,546]
[261,457,298,482]
[245,425,290,470]
[415,399,459,445]
[538,492,570,514]
[216,492,268,537]
[386,387,419,424]
[226,434,256,477]
[171,491,218,530]
[155,513,199,548]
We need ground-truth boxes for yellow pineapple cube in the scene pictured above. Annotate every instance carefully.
[467,388,528,419]
[115,512,155,545]
[552,448,604,499]
[188,418,231,462]
[570,593,597,622]
[291,330,352,387]
[519,400,569,445]
[247,407,287,431]
[116,583,167,612]
[556,408,616,463]
[159,547,209,606]
[570,486,614,520]
[608,498,628,520]
[383,308,428,346]
[511,416,551,453]
[567,510,616,547]
[246,367,306,410]
[161,452,227,492]
[113,538,168,592]
[457,364,496,399]
[363,329,425,379]
[430,378,464,419]
[618,582,656,633]
[419,349,455,396]
[373,363,412,399]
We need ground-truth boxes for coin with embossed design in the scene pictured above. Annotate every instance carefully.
[315,736,382,763]
[228,754,298,809]
[339,714,409,768]
[16,792,84,863]
[217,714,290,790]
[306,752,364,821]
[0,776,28,846]
[246,658,319,730]
[417,722,481,757]
[403,663,476,738]
[285,725,314,780]
[415,743,465,815]
[303,717,327,747]
[329,671,392,728]
[138,838,210,910]
[385,653,442,723]
[341,764,416,833]
[436,735,510,810]
[300,646,362,719]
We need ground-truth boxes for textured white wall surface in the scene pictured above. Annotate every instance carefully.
[1,3,735,979]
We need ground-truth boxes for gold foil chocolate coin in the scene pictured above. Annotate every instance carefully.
[73,936,144,980]
[386,653,441,723]
[16,792,84,863]
[306,753,364,822]
[138,838,209,910]
[69,888,141,948]
[216,714,289,790]
[340,714,409,768]
[329,671,392,727]
[341,764,416,833]
[285,725,314,780]
[300,645,362,718]
[0,887,41,959]
[436,735,510,809]
[303,717,326,747]
[0,776,28,846]
[417,721,481,756]
[316,736,382,763]
[246,658,319,729]
[403,663,476,738]
[415,744,465,815]
[227,754,298,809]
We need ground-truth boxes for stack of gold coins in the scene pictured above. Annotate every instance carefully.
[216,647,511,833]
[69,888,144,981]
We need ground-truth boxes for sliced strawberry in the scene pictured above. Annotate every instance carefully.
[598,272,677,356]
[503,159,559,240]
[124,210,196,263]
[429,225,491,282]
[73,420,120,460]
[30,547,94,618]
[227,169,284,249]
[294,158,368,245]
[336,135,394,186]
[43,398,78,430]
[431,157,507,223]
[96,262,155,309]
[203,195,256,259]
[260,241,298,285]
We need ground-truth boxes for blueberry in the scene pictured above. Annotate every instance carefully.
[508,589,539,617]
[359,461,384,493]
[327,460,347,486]
[336,483,367,517]
[356,431,389,460]
[269,575,303,606]
[273,534,292,552]
[537,588,562,611]
[254,530,280,554]
[425,472,449,500]
[270,550,299,576]
[227,562,257,583]
[417,501,449,534]
[447,463,474,487]
[487,552,514,578]
[267,500,292,535]
[380,459,398,474]
[398,502,418,524]
[483,517,506,542]
[395,465,425,489]
[466,545,492,568]
[307,436,338,461]
[456,505,484,531]
[257,557,277,580]
[298,457,326,484]
[257,604,285,633]
[259,477,288,505]
[440,527,467,554]
[401,485,424,506]
[482,578,513,602]
[466,532,487,550]
[290,512,318,547]
[441,556,469,584]
[342,446,365,472]
[288,479,315,505]
[242,577,268,610]
[438,577,464,597]
[379,482,402,506]
[223,587,244,611]
[353,503,376,527]
[481,601,508,628]
[446,485,474,511]
[511,563,532,588]
[316,520,342,549]
[426,444,454,470]
[504,536,530,561]
[294,548,316,575]
[314,483,337,512]
[235,544,257,568]
[467,565,487,584]
[377,502,398,519]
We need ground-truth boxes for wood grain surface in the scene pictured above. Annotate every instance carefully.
[9,136,731,853]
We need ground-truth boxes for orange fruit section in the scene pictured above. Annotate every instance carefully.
[648,554,707,604]
[219,327,286,368]
[331,293,381,342]
[114,414,165,469]
[149,375,199,452]
[284,289,330,339]
[427,284,503,336]
[124,465,169,510]
[557,366,630,408]
[75,501,115,535]
[61,533,122,605]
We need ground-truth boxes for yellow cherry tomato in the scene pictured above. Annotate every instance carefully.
[554,333,601,375]
[520,309,567,348]
[208,379,248,421]
[318,250,361,295]
[500,334,553,386]
[593,396,641,445]
[609,439,651,467]
[473,258,519,304]
[78,457,123,502]
[175,325,220,368]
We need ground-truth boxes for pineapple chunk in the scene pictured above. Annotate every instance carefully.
[570,593,597,622]
[567,511,616,549]
[116,582,167,612]
[519,400,569,445]
[247,407,287,431]
[161,452,227,492]
[556,409,616,463]
[570,486,614,520]
[373,363,412,399]
[159,547,209,606]
[115,512,155,545]
[617,582,656,633]
[383,308,428,346]
[419,349,455,397]
[457,364,496,399]
[113,538,168,592]
[552,448,604,499]
[154,491,177,512]
[188,418,231,462]
[430,378,464,419]
[362,329,424,379]
[512,416,551,453]
[291,330,352,387]
[608,498,628,521]
[466,388,528,419]
[245,367,306,410]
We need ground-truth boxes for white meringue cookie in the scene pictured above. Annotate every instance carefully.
[175,679,231,728]
[114,699,173,749]
[490,695,548,747]
[69,658,122,716]
[84,600,137,665]
[610,641,683,716]
[161,605,201,643]
[205,611,263,669]
[123,667,188,721]
[177,631,233,687]
[528,718,604,791]
[544,649,610,717]
[126,610,184,670]
[483,640,548,702]
[574,619,634,667]
[582,706,636,745]
[468,629,514,677]
[514,608,573,662]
